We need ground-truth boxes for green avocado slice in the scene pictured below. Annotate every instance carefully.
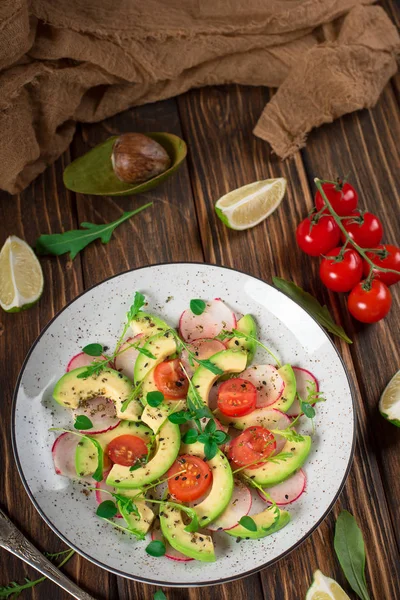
[134,331,176,383]
[129,311,170,338]
[159,503,215,562]
[272,364,296,412]
[226,314,257,365]
[118,499,155,539]
[225,506,290,539]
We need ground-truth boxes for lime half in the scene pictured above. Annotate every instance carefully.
[0,236,44,313]
[215,178,286,230]
[306,570,350,600]
[379,370,400,427]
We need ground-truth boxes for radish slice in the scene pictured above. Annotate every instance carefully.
[285,367,319,417]
[179,299,236,342]
[72,397,120,434]
[240,365,285,408]
[208,481,252,531]
[181,338,226,376]
[114,335,143,379]
[256,469,306,505]
[52,433,80,478]
[95,474,123,518]
[66,352,106,372]
[151,523,193,562]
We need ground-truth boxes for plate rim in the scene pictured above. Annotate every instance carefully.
[11,261,356,587]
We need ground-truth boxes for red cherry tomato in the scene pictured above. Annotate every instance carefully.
[217,378,257,417]
[319,247,363,292]
[227,426,276,470]
[315,182,358,216]
[347,279,392,323]
[296,216,341,256]
[107,435,148,467]
[341,212,383,248]
[363,244,400,287]
[154,358,189,399]
[168,454,212,502]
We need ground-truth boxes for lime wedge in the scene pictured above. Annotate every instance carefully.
[215,178,286,230]
[0,236,44,313]
[306,571,350,600]
[379,370,400,427]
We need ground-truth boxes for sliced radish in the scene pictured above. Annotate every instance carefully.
[241,365,284,408]
[179,299,236,342]
[285,367,319,417]
[66,352,106,372]
[72,397,120,434]
[208,481,252,531]
[114,335,143,379]
[181,338,226,376]
[256,469,306,505]
[52,433,80,478]
[151,523,193,562]
[95,474,123,517]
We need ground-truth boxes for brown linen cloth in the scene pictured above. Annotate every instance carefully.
[0,0,399,194]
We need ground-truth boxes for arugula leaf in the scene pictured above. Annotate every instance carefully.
[272,277,352,344]
[96,500,118,519]
[145,540,166,557]
[73,415,93,430]
[197,358,223,375]
[182,429,198,444]
[238,516,257,532]
[190,299,206,315]
[203,439,218,461]
[76,360,106,379]
[147,391,164,408]
[154,592,167,600]
[82,343,103,357]
[120,382,143,413]
[36,204,152,260]
[270,428,305,443]
[136,346,157,359]
[334,511,371,600]
[127,292,146,321]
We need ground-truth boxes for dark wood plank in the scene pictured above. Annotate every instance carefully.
[177,83,400,599]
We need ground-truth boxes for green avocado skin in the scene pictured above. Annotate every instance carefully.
[159,505,216,562]
[225,509,290,539]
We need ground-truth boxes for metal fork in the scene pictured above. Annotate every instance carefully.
[0,508,96,599]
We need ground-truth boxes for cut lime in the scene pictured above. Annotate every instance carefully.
[0,236,44,313]
[215,178,286,230]
[306,571,350,600]
[379,370,400,427]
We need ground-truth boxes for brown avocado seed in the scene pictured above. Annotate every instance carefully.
[111,133,171,184]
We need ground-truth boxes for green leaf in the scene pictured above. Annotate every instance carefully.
[213,430,230,444]
[168,411,189,424]
[334,511,371,600]
[182,429,198,444]
[136,346,157,359]
[127,292,146,321]
[198,358,224,375]
[204,439,218,461]
[190,299,206,316]
[145,540,166,557]
[147,391,164,408]
[36,205,152,260]
[272,277,352,344]
[120,382,143,413]
[238,516,257,532]
[63,133,187,196]
[300,401,316,419]
[96,500,118,519]
[204,419,217,434]
[82,343,103,357]
[154,591,167,600]
[73,415,93,430]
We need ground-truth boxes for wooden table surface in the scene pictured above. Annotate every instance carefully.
[1,8,400,599]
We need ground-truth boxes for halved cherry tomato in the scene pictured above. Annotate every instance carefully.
[348,279,392,323]
[363,244,400,287]
[341,212,383,248]
[168,454,212,502]
[319,247,363,292]
[107,435,148,467]
[227,426,276,470]
[315,181,358,216]
[296,216,340,256]
[154,358,189,399]
[217,378,257,417]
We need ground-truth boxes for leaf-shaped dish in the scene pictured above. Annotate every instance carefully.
[63,133,187,196]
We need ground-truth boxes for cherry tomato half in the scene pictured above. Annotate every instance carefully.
[168,454,212,502]
[341,212,383,248]
[319,247,363,292]
[154,358,189,399]
[363,244,400,287]
[296,216,340,256]
[227,426,276,470]
[217,378,257,417]
[107,435,148,467]
[347,279,392,323]
[315,182,358,216]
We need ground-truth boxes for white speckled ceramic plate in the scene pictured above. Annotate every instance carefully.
[12,263,355,587]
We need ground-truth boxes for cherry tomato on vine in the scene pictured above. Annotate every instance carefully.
[363,244,400,287]
[341,212,383,248]
[319,247,363,292]
[315,181,358,216]
[296,216,341,256]
[347,279,392,323]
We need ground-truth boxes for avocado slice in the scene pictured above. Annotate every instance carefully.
[225,506,290,539]
[180,441,234,527]
[273,364,296,412]
[53,367,142,421]
[106,405,180,489]
[226,314,257,365]
[118,499,155,538]
[243,437,311,486]
[189,349,247,406]
[129,311,170,338]
[159,503,215,562]
[75,437,98,477]
[134,331,176,383]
